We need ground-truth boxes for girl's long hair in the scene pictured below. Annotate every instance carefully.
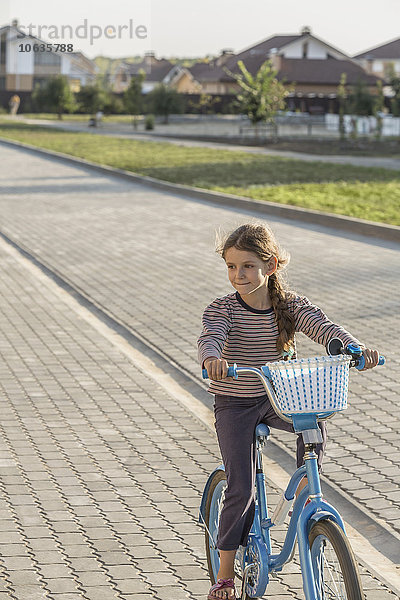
[217,223,295,354]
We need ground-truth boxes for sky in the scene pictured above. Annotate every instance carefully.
[1,0,399,59]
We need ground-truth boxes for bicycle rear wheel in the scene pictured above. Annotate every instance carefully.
[203,469,227,583]
[309,519,364,599]
[203,470,256,599]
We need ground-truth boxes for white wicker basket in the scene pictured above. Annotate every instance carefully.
[265,355,351,414]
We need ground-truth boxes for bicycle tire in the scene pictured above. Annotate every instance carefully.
[309,519,364,600]
[203,470,255,599]
[203,469,227,584]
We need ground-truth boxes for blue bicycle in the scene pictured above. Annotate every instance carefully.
[199,340,385,600]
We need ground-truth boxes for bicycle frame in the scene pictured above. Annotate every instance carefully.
[252,431,345,600]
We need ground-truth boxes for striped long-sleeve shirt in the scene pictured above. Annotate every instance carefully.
[197,291,363,397]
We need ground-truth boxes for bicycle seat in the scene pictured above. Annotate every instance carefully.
[255,423,270,439]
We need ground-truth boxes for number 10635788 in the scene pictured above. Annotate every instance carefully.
[18,43,74,52]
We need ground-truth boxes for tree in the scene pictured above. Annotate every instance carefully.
[348,78,374,116]
[76,84,107,116]
[337,73,348,141]
[373,80,385,140]
[224,59,290,135]
[147,84,183,124]
[188,93,221,115]
[386,64,400,117]
[347,78,375,140]
[123,72,145,129]
[32,75,76,119]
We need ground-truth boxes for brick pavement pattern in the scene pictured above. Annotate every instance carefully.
[0,143,398,598]
[0,229,395,599]
[0,143,398,533]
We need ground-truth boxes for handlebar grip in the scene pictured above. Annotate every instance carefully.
[355,354,386,371]
[202,364,238,379]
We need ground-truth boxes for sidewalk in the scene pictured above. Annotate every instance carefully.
[17,117,400,172]
[0,198,396,600]
[0,141,399,598]
[0,139,399,532]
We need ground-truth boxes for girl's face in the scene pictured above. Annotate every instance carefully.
[224,247,276,296]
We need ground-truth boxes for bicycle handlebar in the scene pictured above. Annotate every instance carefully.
[201,345,385,424]
[202,344,385,380]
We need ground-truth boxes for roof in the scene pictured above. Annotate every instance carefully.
[188,30,360,85]
[234,32,350,63]
[187,35,306,83]
[354,38,400,59]
[188,61,226,82]
[277,58,381,85]
[236,35,301,58]
[189,56,382,86]
[124,58,174,82]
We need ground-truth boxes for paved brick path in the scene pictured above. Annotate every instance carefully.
[0,143,398,533]
[0,233,394,599]
[0,142,399,598]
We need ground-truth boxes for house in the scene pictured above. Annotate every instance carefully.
[111,52,201,93]
[354,37,400,80]
[187,27,383,113]
[0,19,97,93]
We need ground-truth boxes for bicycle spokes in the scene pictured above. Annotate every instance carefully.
[313,536,348,599]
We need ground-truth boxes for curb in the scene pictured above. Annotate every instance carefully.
[1,135,399,243]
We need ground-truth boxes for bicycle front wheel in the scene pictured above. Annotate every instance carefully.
[309,519,364,599]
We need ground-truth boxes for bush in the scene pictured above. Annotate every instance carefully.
[145,114,155,130]
[31,75,76,118]
[147,84,183,123]
[106,96,125,115]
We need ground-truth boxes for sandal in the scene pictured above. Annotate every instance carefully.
[207,578,237,599]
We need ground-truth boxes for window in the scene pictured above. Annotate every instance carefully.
[0,33,6,65]
[69,78,80,92]
[34,51,61,66]
[33,77,48,88]
[302,42,308,59]
[0,76,5,89]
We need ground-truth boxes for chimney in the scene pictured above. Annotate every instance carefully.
[144,51,157,67]
[301,26,311,35]
[216,48,235,67]
[269,48,281,71]
[11,19,19,28]
[364,54,374,74]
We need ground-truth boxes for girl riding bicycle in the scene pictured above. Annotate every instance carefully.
[197,222,380,600]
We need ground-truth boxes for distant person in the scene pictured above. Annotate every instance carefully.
[96,110,103,125]
[9,94,20,116]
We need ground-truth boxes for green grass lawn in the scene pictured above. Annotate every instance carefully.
[0,122,399,226]
[20,113,137,124]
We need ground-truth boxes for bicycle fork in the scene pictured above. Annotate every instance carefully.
[296,444,345,600]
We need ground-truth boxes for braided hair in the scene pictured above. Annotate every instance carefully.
[217,223,295,355]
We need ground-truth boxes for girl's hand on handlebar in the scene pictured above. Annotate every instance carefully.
[360,348,380,370]
[203,357,232,381]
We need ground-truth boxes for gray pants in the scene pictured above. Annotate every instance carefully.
[214,394,327,551]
